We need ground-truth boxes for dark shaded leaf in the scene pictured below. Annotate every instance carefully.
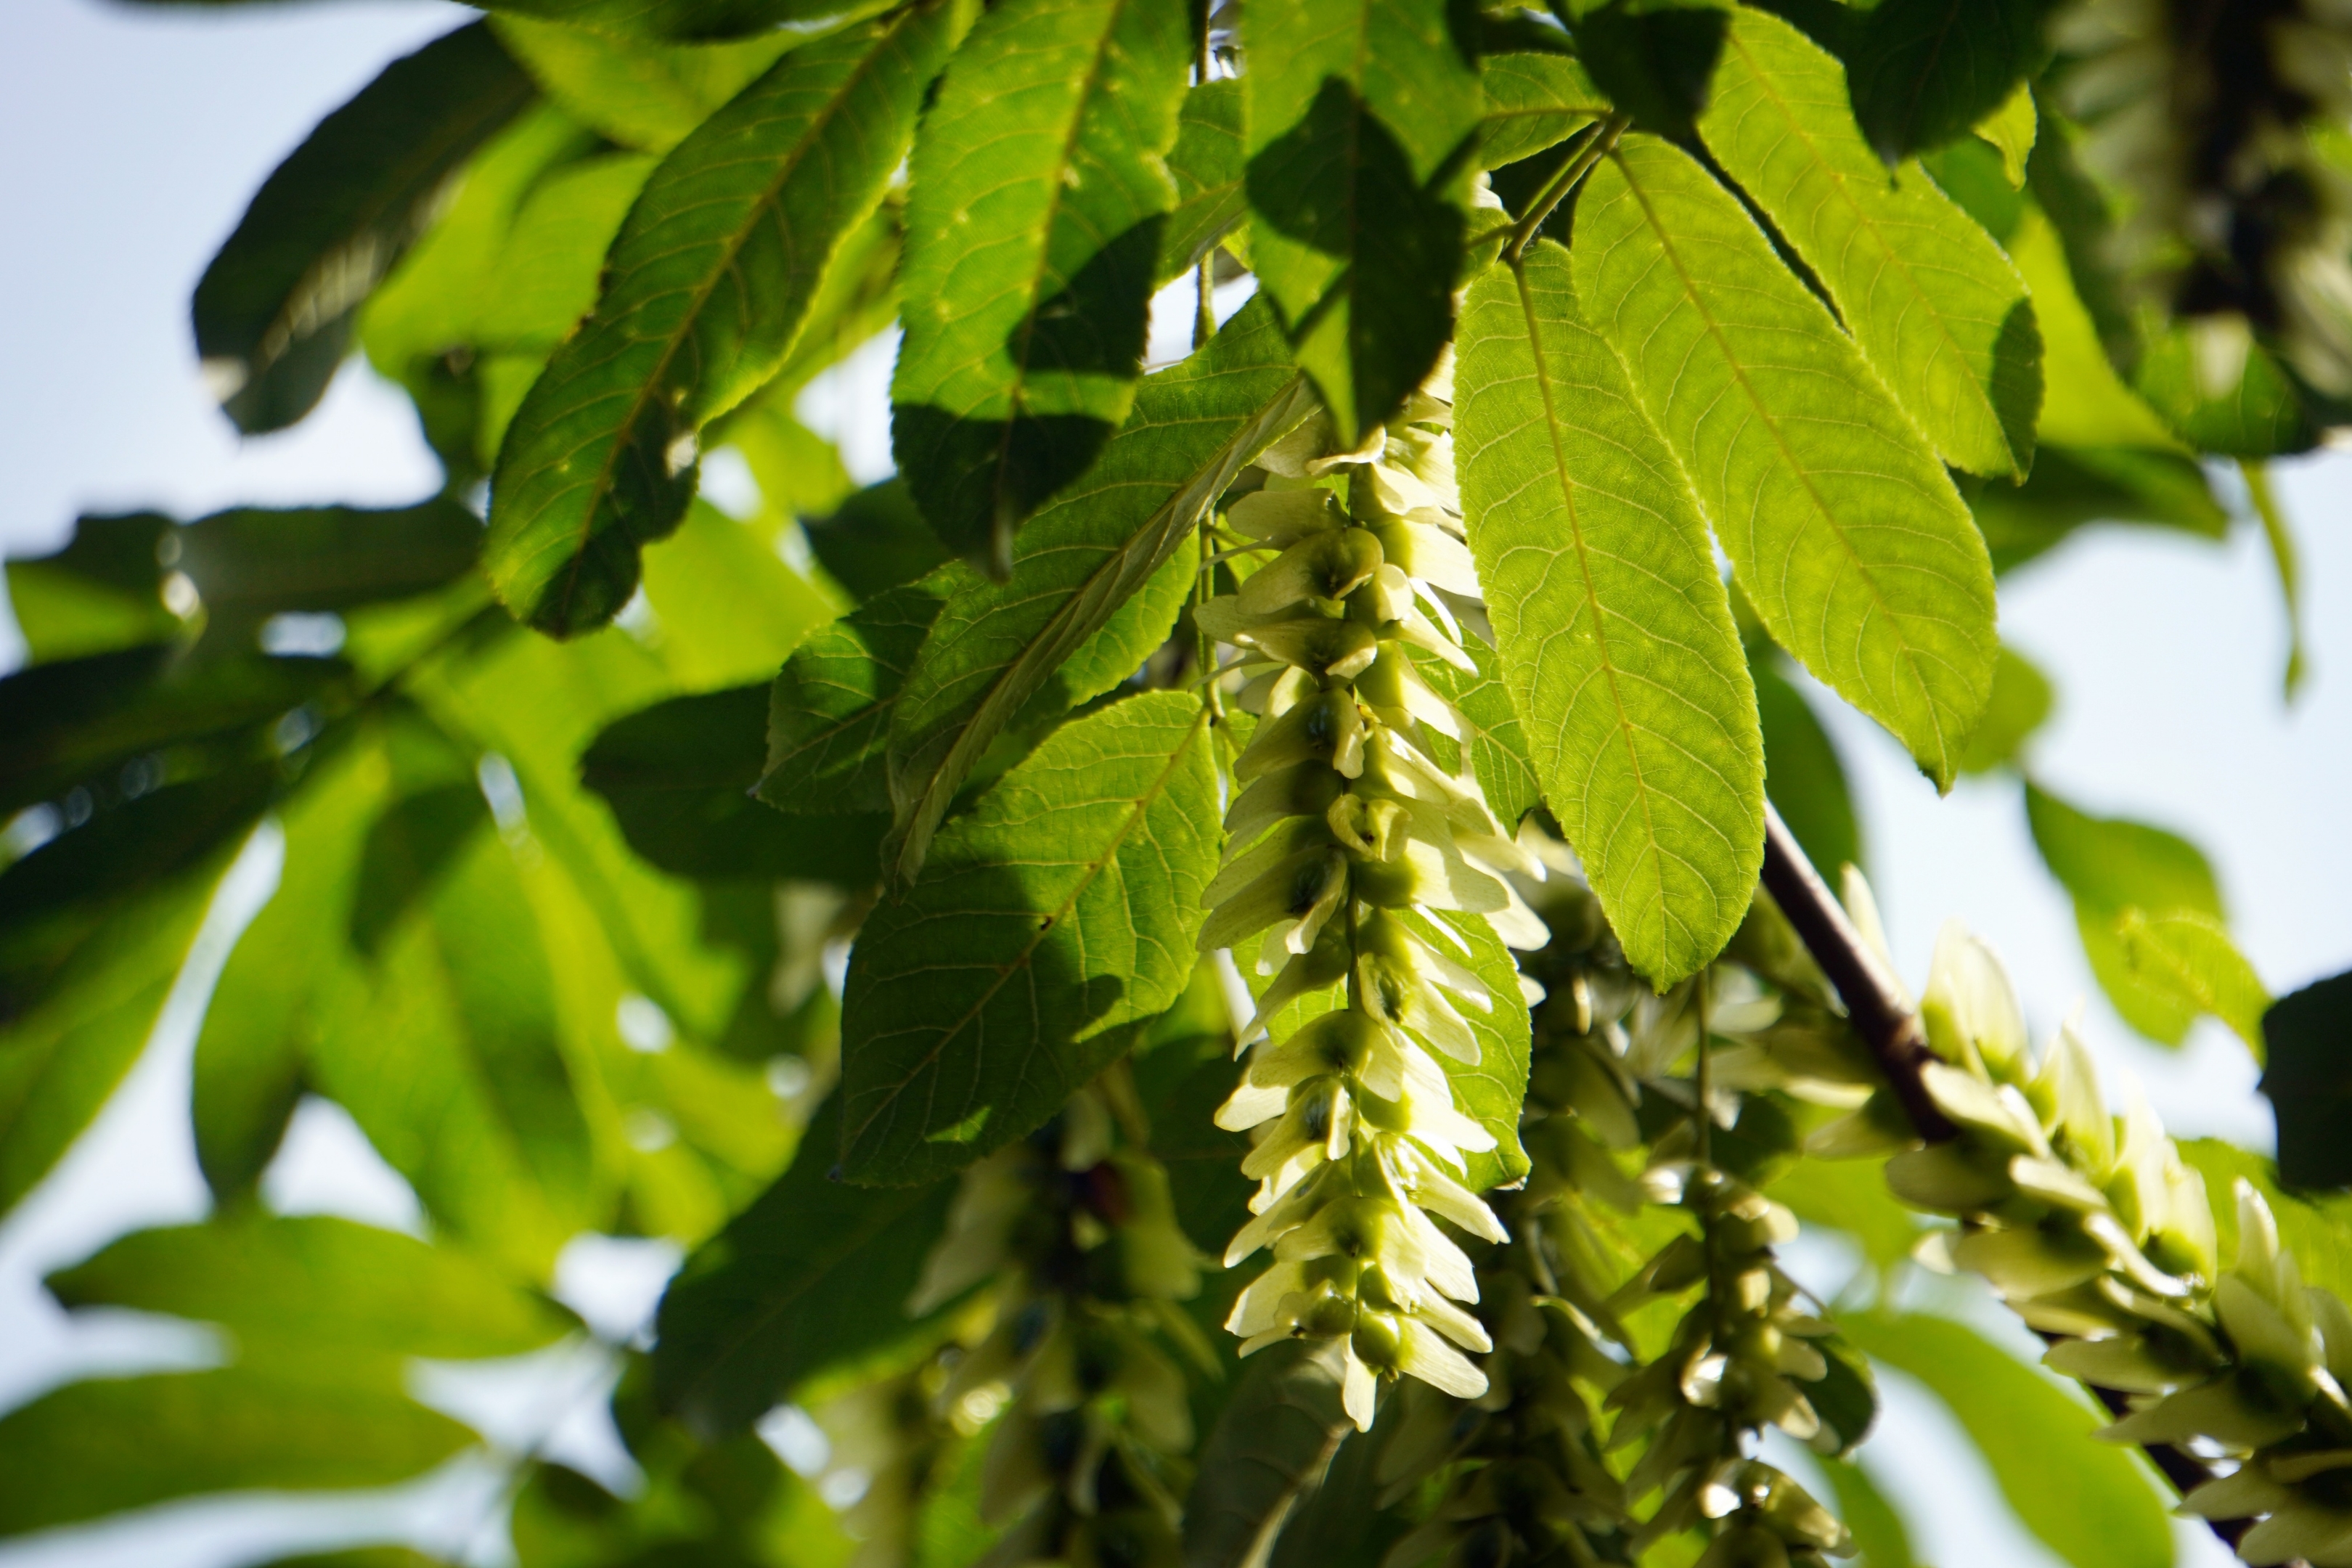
[842,693,1219,1185]
[763,581,950,817]
[487,0,963,635]
[653,1094,957,1432]
[470,0,864,42]
[1818,1456,1918,1568]
[1159,80,1248,285]
[1,513,178,665]
[1180,1339,1354,1568]
[2258,973,2352,1189]
[801,478,950,603]
[1846,0,2051,165]
[1244,0,1482,444]
[349,783,492,957]
[583,684,887,883]
[891,0,1191,571]
[195,21,535,434]
[1798,1334,1879,1458]
[1967,444,2228,574]
[0,1370,473,1538]
[47,1212,576,1359]
[1574,0,1728,139]
[2132,328,2319,459]
[881,295,1310,886]
[172,499,483,620]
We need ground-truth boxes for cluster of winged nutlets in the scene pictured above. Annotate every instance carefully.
[843,1087,1208,1568]
[1853,922,2352,1567]
[1192,361,1548,1430]
[2057,0,2352,392]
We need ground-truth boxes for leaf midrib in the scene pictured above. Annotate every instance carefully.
[544,12,916,624]
[848,703,1210,1167]
[1610,151,1954,772]
[1508,261,1673,946]
[1720,27,2010,470]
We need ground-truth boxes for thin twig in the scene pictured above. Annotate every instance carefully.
[1506,115,1629,266]
[1755,804,2258,1552]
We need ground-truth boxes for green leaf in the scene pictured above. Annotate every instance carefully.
[2025,780,2267,1048]
[465,150,661,360]
[2257,975,2352,1188]
[1407,638,1543,833]
[3,513,180,664]
[801,478,950,603]
[0,647,350,818]
[486,0,964,636]
[841,693,1220,1185]
[1179,1339,1354,1568]
[1243,0,1482,444]
[890,0,1190,572]
[763,579,950,817]
[1956,644,2053,775]
[489,15,795,151]
[1754,657,1863,879]
[633,502,842,692]
[195,21,535,434]
[1574,136,1998,789]
[171,501,483,621]
[1265,1392,1408,1568]
[0,1370,474,1538]
[653,1094,957,1432]
[1477,53,1609,171]
[2179,1135,2352,1287]
[308,820,595,1274]
[1923,136,2027,242]
[1701,9,2041,478]
[880,295,1310,886]
[1767,1152,1919,1268]
[1158,79,1248,286]
[467,0,860,42]
[0,780,266,1221]
[583,684,886,883]
[351,784,491,959]
[1975,79,2037,187]
[1839,1312,2173,1568]
[1845,0,2051,165]
[2004,208,2186,452]
[47,1213,575,1359]
[1966,443,2227,575]
[192,737,388,1200]
[1458,242,1763,987]
[2132,327,2318,460]
[1818,1456,1918,1568]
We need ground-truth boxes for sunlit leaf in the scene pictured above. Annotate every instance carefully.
[195,22,535,434]
[1702,10,2041,478]
[490,15,794,151]
[1244,0,1482,444]
[891,0,1188,571]
[1477,53,1608,171]
[1408,638,1543,833]
[1458,242,1763,985]
[881,296,1309,886]
[1575,136,1998,789]
[841,693,1220,1185]
[1158,80,1247,286]
[487,0,964,635]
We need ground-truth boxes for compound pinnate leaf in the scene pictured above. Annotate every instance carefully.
[1157,79,1247,287]
[1701,10,2041,478]
[1846,0,2052,164]
[1574,136,1997,788]
[1477,52,1609,171]
[841,693,1219,1185]
[1840,1312,2172,1568]
[195,22,534,436]
[1458,241,1765,986]
[1244,0,1482,445]
[881,295,1310,887]
[763,579,950,817]
[47,1213,576,1360]
[891,0,1191,573]
[487,0,964,637]
[653,1093,959,1431]
[0,1370,474,1538]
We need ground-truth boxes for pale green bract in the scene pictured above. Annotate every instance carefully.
[1574,136,1998,789]
[1699,9,2042,480]
[1457,240,1764,987]
[840,692,1219,1185]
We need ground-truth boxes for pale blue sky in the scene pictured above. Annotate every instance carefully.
[3,2,2345,1564]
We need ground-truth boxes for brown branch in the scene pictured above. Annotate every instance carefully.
[1757,804,2254,1553]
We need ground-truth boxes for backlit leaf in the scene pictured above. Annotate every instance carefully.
[1158,80,1247,286]
[1701,10,2041,478]
[489,15,794,151]
[487,0,963,635]
[841,693,1220,1185]
[1956,645,2051,775]
[1244,0,1482,444]
[195,22,535,434]
[474,0,876,43]
[1408,638,1543,833]
[1458,241,1764,986]
[881,295,1310,886]
[891,0,1190,571]
[1477,53,1609,171]
[1575,136,1998,788]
